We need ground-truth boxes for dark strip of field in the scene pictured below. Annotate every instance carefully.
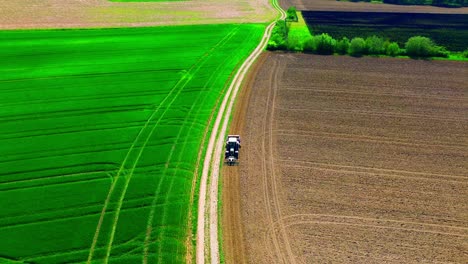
[303,11,468,51]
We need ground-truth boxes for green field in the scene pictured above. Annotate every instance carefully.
[0,24,264,263]
[287,12,313,48]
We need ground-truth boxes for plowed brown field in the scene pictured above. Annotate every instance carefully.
[222,53,468,263]
[280,0,468,13]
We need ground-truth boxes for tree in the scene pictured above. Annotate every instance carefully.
[349,37,366,56]
[286,6,298,22]
[266,21,287,50]
[335,37,350,55]
[303,37,315,52]
[405,36,448,57]
[386,42,401,56]
[365,35,385,55]
[310,33,336,55]
[463,48,468,58]
[287,35,304,51]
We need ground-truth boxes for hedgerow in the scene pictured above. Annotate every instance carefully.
[267,9,459,59]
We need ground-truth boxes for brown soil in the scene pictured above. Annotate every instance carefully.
[280,0,468,13]
[0,0,275,29]
[225,52,468,263]
[222,53,269,264]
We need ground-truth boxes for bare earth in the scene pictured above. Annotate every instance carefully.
[280,0,468,13]
[224,53,468,263]
[0,0,275,29]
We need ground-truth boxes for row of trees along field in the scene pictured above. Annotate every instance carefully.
[267,21,468,58]
[343,0,468,8]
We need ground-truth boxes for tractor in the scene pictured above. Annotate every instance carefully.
[225,135,241,166]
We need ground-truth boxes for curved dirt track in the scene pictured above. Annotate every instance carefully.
[223,52,468,263]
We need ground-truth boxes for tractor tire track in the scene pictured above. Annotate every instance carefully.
[278,159,468,182]
[261,57,296,264]
[282,87,467,101]
[103,27,241,264]
[267,214,468,238]
[275,107,468,122]
[276,130,468,149]
[87,27,240,264]
[141,34,239,263]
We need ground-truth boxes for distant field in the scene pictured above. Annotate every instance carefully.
[302,11,468,51]
[0,23,264,263]
[0,0,275,29]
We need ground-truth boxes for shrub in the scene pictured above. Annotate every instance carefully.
[349,37,366,56]
[405,36,448,57]
[335,37,350,55]
[286,6,298,22]
[309,33,336,54]
[287,35,304,51]
[463,48,468,58]
[386,42,401,56]
[431,45,449,58]
[365,35,385,55]
[266,21,287,50]
[303,37,314,52]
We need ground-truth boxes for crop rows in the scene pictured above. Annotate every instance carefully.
[0,24,264,263]
[302,11,468,51]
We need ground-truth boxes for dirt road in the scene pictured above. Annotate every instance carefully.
[196,3,286,264]
[224,53,468,263]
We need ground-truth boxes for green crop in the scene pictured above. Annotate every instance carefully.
[0,23,264,263]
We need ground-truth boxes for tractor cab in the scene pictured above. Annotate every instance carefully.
[225,135,241,166]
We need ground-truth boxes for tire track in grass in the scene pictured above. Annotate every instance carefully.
[1,121,146,141]
[154,37,242,262]
[1,105,153,123]
[143,27,241,263]
[86,63,197,264]
[0,194,152,225]
[185,70,227,263]
[24,233,146,263]
[142,33,238,264]
[96,27,240,264]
